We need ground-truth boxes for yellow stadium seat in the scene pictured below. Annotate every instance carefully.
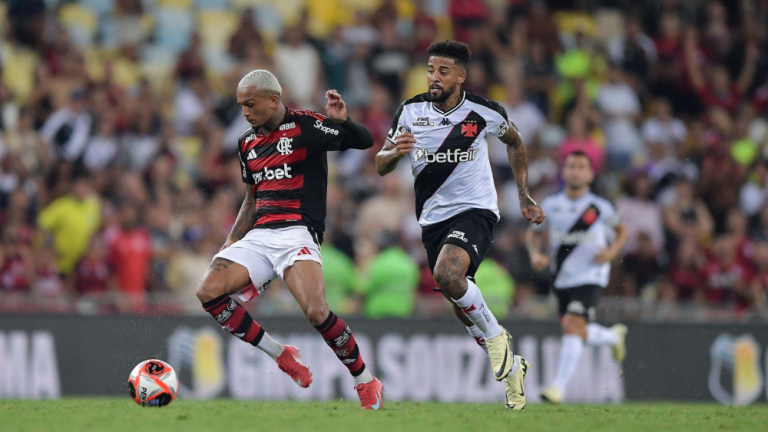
[112,57,141,89]
[230,0,261,9]
[197,10,239,52]
[554,12,598,37]
[339,0,378,12]
[59,3,98,45]
[139,62,174,94]
[303,0,350,37]
[157,0,193,9]
[402,65,429,100]
[0,2,8,34]
[1,44,37,103]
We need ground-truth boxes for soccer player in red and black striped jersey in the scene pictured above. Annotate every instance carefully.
[195,70,383,409]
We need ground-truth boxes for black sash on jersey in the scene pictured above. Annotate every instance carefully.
[554,204,601,275]
[414,110,487,219]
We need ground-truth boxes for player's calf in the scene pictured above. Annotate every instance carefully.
[197,258,312,388]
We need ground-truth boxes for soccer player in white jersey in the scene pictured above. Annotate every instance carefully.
[527,151,629,404]
[375,40,545,410]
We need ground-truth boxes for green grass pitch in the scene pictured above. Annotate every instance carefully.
[2,399,767,432]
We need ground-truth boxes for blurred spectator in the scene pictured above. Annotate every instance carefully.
[40,88,92,162]
[108,204,151,306]
[641,97,687,149]
[663,179,713,253]
[668,237,707,301]
[173,76,212,136]
[597,64,642,169]
[167,227,211,314]
[0,224,35,292]
[37,174,101,274]
[359,234,420,318]
[229,9,264,60]
[71,236,112,296]
[275,25,322,109]
[321,243,360,316]
[558,113,604,171]
[475,258,514,318]
[369,23,409,99]
[621,232,662,297]
[83,115,119,172]
[523,39,557,115]
[33,246,63,297]
[607,15,657,83]
[701,235,754,313]
[616,173,664,254]
[355,174,409,264]
[740,159,768,218]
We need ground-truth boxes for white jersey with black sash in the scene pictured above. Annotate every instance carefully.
[533,190,620,289]
[387,91,509,227]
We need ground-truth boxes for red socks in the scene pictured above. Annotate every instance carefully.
[202,295,264,346]
[314,311,366,376]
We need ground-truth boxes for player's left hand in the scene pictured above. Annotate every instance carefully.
[594,248,615,264]
[325,89,347,123]
[520,193,545,225]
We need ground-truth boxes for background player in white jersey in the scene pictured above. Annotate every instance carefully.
[527,151,629,404]
[375,40,545,410]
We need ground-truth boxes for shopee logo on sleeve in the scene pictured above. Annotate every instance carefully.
[314,120,339,135]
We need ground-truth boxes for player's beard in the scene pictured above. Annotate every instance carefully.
[427,83,458,103]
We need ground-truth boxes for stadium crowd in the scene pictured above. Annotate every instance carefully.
[2,0,768,321]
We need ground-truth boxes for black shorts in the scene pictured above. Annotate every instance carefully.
[554,284,602,321]
[421,209,496,279]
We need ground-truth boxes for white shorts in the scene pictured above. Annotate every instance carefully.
[214,226,322,302]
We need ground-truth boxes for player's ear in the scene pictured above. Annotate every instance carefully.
[457,67,466,85]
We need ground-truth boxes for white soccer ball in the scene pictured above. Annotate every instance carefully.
[128,359,179,407]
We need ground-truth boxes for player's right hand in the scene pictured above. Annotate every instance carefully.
[530,252,550,271]
[394,132,416,157]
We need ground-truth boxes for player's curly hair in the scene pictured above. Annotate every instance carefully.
[426,40,472,68]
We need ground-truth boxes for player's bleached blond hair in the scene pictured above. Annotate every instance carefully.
[238,69,282,95]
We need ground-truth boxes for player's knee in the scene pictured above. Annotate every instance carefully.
[196,276,227,304]
[304,301,330,327]
[433,264,461,296]
[561,314,587,335]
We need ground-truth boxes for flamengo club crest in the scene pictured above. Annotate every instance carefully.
[277,137,293,155]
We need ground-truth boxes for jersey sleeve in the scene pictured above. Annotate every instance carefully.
[386,102,410,144]
[305,113,345,151]
[238,138,255,184]
[598,200,621,228]
[484,100,511,138]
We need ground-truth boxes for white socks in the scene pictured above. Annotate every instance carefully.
[466,325,488,353]
[257,332,284,361]
[354,368,374,386]
[586,323,619,346]
[453,280,503,340]
[550,334,584,392]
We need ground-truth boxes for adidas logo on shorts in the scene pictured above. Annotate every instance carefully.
[296,247,312,256]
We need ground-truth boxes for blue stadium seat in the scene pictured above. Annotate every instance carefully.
[153,7,195,53]
[79,0,116,17]
[196,0,230,10]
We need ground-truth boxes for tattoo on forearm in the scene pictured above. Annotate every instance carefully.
[227,192,257,243]
[375,145,401,176]
[500,121,529,197]
[210,257,234,272]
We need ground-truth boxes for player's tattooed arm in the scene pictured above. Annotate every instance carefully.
[375,132,415,176]
[499,119,545,224]
[221,186,257,251]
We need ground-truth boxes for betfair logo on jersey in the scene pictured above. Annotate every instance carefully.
[412,148,479,164]
[412,116,434,127]
[551,230,596,245]
[314,120,339,135]
[251,163,292,183]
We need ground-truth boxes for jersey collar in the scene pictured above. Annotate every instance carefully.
[432,91,466,116]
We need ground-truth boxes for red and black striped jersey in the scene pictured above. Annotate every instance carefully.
[237,108,346,239]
